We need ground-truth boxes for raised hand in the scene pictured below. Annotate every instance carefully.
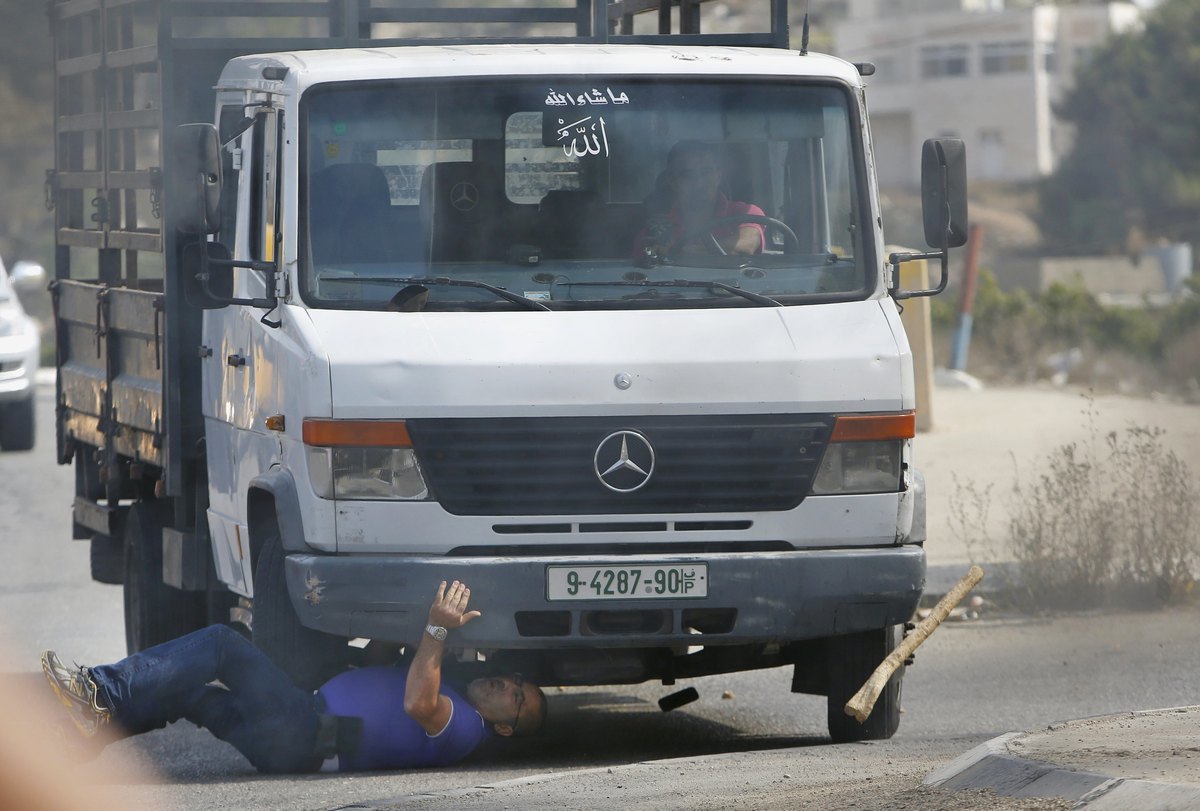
[427,580,482,630]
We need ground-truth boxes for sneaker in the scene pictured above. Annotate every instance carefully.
[41,650,112,738]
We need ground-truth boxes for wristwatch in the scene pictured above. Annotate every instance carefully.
[425,624,448,641]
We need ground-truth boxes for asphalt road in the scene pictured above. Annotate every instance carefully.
[3,382,1199,810]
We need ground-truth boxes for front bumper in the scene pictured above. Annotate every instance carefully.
[0,374,32,403]
[0,337,37,404]
[284,545,925,647]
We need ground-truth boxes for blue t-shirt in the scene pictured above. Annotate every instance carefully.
[317,666,488,772]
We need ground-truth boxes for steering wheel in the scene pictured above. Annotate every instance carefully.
[668,214,800,257]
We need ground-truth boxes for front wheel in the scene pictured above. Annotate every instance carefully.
[826,625,904,743]
[123,501,205,653]
[252,527,350,690]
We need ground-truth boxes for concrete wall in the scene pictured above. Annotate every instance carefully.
[992,254,1170,296]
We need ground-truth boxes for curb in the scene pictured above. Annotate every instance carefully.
[924,731,1200,809]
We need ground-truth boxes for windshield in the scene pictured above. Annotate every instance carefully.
[300,77,871,311]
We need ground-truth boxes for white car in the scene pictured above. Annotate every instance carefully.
[0,258,45,451]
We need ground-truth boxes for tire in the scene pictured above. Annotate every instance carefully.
[252,527,349,690]
[123,501,205,654]
[0,397,35,451]
[90,534,124,585]
[826,625,903,743]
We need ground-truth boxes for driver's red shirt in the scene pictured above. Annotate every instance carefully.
[633,194,766,259]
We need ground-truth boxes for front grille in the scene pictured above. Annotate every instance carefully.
[448,541,791,556]
[408,414,834,516]
[490,520,753,535]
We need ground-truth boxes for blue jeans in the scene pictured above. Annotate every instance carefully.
[91,625,322,773]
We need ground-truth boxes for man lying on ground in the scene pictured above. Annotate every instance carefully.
[42,579,546,772]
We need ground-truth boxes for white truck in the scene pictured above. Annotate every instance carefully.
[51,0,966,742]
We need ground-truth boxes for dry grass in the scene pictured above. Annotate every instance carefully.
[951,398,1199,611]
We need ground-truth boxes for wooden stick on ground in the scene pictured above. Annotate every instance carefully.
[844,564,984,723]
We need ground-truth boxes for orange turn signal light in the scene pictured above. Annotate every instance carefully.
[302,418,413,448]
[830,411,916,442]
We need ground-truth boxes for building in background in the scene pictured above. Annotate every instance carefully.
[835,0,1142,188]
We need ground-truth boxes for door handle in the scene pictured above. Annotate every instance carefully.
[227,354,247,368]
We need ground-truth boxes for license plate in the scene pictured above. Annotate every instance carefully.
[546,564,708,601]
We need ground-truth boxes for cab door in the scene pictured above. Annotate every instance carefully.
[203,99,281,595]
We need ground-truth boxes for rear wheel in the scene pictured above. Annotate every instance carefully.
[826,625,903,743]
[252,526,349,690]
[123,501,205,654]
[0,397,35,451]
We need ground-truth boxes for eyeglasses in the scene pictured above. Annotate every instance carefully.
[510,673,526,731]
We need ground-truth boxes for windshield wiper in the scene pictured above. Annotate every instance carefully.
[316,274,550,311]
[561,279,782,307]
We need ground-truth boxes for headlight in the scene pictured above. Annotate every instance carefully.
[303,419,431,501]
[811,440,902,494]
[306,446,430,500]
[810,412,914,495]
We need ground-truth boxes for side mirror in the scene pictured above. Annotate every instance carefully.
[180,240,281,320]
[9,261,46,290]
[182,241,234,309]
[174,124,222,235]
[889,139,969,300]
[921,138,968,249]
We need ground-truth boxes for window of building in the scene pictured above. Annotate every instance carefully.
[920,44,970,78]
[979,128,1005,180]
[981,41,1031,75]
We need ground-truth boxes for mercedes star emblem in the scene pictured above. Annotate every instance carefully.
[594,430,655,493]
[449,181,479,212]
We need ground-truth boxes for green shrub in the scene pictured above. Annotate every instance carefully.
[1091,306,1160,356]
[1161,275,1200,341]
[1036,282,1103,345]
[934,270,1200,393]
